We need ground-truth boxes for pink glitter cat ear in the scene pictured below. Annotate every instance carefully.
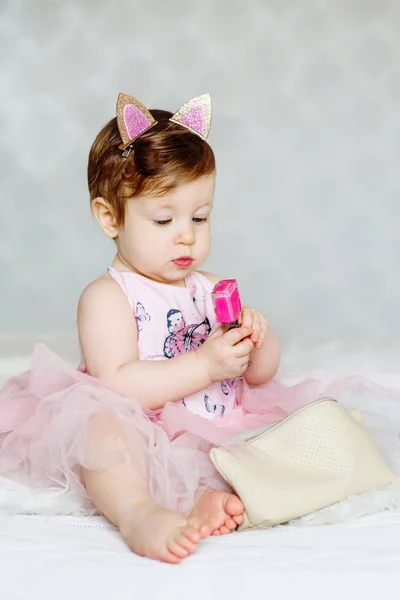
[116,93,158,152]
[169,94,212,141]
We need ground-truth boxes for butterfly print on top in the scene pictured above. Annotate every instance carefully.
[204,394,225,417]
[163,309,211,358]
[135,302,151,332]
[221,378,239,395]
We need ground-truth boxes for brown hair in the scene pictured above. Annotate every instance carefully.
[87,109,216,226]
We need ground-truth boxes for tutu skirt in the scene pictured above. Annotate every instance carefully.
[1,343,400,515]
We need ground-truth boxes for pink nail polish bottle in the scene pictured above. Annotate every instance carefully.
[211,279,242,332]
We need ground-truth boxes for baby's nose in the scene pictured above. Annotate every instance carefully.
[177,224,195,244]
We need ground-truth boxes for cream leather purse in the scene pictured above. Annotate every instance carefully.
[209,398,396,531]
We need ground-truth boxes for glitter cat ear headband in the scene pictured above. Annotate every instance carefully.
[169,94,212,140]
[116,93,212,156]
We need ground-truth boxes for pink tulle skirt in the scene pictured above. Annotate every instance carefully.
[1,343,400,515]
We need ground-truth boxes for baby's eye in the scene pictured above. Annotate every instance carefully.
[192,217,208,223]
[154,219,172,226]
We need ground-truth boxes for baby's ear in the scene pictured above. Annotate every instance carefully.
[91,197,118,238]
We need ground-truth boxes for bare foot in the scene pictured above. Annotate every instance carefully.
[189,489,244,535]
[120,501,210,564]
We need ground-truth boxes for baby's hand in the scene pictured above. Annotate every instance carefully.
[240,307,268,349]
[196,326,254,383]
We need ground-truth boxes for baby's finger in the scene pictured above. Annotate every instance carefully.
[234,337,254,357]
[208,325,225,339]
[255,319,268,348]
[224,325,251,346]
[255,331,265,348]
[240,307,253,330]
[250,319,262,341]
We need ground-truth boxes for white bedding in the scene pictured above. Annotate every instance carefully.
[1,513,399,599]
[1,346,400,599]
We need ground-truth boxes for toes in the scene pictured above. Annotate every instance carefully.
[168,540,189,560]
[225,518,238,531]
[219,525,231,535]
[176,532,198,554]
[182,524,202,544]
[198,523,211,538]
[225,494,244,517]
[160,549,182,564]
[188,519,211,539]
[233,514,243,525]
[211,525,232,536]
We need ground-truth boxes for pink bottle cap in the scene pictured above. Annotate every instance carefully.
[211,279,242,324]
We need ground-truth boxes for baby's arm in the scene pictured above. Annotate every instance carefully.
[243,330,281,386]
[78,276,213,410]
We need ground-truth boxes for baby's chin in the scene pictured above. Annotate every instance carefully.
[147,271,189,287]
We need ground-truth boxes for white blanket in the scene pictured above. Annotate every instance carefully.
[1,346,400,599]
[1,513,399,599]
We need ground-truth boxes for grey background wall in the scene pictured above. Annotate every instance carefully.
[1,0,399,361]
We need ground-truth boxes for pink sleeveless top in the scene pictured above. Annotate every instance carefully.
[108,267,239,420]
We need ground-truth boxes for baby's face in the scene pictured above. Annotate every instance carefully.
[115,173,215,286]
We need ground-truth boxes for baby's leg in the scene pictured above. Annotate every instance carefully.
[82,413,209,564]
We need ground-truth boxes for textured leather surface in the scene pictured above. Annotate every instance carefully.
[210,399,395,529]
